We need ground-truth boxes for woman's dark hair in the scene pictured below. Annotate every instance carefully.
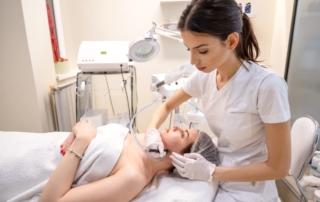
[178,0,260,63]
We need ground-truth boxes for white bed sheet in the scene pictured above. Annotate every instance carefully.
[132,171,218,202]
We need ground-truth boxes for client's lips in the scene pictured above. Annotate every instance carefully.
[196,66,206,71]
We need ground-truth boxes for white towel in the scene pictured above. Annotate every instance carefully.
[0,123,128,202]
[132,171,218,202]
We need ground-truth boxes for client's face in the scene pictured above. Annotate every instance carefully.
[159,126,198,154]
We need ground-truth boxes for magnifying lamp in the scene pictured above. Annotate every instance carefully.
[128,23,183,62]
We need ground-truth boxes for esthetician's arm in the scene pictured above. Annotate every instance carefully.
[148,88,191,129]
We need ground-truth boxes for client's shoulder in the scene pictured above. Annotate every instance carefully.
[119,165,149,184]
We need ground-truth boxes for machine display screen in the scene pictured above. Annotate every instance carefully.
[101,51,107,55]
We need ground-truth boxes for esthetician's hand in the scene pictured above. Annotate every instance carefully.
[171,152,216,182]
[144,128,166,158]
[60,120,97,155]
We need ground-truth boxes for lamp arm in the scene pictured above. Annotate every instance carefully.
[150,61,195,92]
[153,26,183,43]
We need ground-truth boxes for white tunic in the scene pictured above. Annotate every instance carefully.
[183,61,290,202]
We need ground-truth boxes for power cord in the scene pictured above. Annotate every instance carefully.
[120,64,131,119]
[104,75,116,117]
[133,66,139,133]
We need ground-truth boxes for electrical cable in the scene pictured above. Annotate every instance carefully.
[104,75,116,117]
[131,71,134,125]
[133,66,139,133]
[120,64,131,119]
[84,86,90,117]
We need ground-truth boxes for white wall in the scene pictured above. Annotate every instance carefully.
[0,0,56,132]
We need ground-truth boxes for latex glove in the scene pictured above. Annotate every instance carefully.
[170,152,216,182]
[144,128,166,158]
[299,175,320,188]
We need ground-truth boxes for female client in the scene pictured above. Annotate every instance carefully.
[0,121,217,202]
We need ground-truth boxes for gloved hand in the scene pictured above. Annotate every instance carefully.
[299,175,320,188]
[170,152,216,182]
[144,128,166,158]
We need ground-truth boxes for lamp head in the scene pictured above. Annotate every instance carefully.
[128,31,160,62]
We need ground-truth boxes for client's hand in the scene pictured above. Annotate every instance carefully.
[61,120,97,155]
[144,128,166,158]
[72,120,97,144]
[170,152,216,182]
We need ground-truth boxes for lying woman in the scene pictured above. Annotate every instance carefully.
[0,121,217,202]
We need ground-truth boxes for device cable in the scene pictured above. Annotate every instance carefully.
[104,75,116,117]
[120,64,131,119]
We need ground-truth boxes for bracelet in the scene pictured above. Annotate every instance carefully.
[67,148,84,160]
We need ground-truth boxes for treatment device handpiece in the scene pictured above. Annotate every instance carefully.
[148,149,170,154]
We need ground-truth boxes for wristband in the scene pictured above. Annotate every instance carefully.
[67,148,84,160]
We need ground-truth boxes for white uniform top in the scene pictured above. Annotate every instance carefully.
[183,61,290,202]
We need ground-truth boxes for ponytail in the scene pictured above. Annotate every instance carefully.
[236,13,260,62]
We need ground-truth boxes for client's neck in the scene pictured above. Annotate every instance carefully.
[131,133,173,177]
[143,152,173,176]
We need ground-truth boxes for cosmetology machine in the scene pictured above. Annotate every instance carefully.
[76,41,137,128]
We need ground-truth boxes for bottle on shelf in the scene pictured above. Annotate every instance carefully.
[245,2,251,13]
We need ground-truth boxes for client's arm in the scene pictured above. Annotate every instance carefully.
[40,120,96,202]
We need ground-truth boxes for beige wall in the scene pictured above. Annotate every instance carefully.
[0,0,56,132]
